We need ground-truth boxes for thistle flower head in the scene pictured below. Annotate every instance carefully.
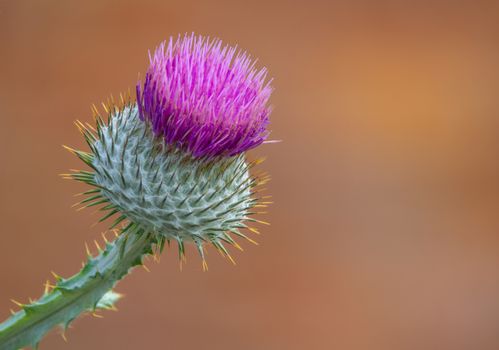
[65,34,273,265]
[136,33,273,158]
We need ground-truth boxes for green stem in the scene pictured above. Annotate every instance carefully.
[0,226,156,350]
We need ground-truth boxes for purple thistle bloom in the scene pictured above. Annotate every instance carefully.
[136,34,273,158]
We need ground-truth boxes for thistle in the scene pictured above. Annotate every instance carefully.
[0,34,273,350]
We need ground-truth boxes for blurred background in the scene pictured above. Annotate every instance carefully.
[1,0,499,349]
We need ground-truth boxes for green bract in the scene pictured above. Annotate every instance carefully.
[91,105,256,260]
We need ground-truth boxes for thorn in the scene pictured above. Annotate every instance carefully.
[253,219,270,226]
[257,178,271,186]
[101,102,109,114]
[85,242,92,257]
[62,145,76,154]
[61,332,68,342]
[10,299,23,307]
[247,237,259,245]
[85,122,97,133]
[248,227,261,235]
[10,309,15,315]
[142,264,150,273]
[51,271,62,281]
[94,240,102,252]
[101,232,109,244]
[226,253,236,265]
[202,260,209,272]
[92,312,104,318]
[232,241,244,251]
[44,280,54,294]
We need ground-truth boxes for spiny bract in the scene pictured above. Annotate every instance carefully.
[67,98,270,263]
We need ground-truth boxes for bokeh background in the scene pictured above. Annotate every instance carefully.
[1,0,499,349]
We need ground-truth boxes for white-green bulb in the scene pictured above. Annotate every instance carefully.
[92,105,256,252]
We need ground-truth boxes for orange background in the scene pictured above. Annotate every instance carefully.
[1,1,499,349]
